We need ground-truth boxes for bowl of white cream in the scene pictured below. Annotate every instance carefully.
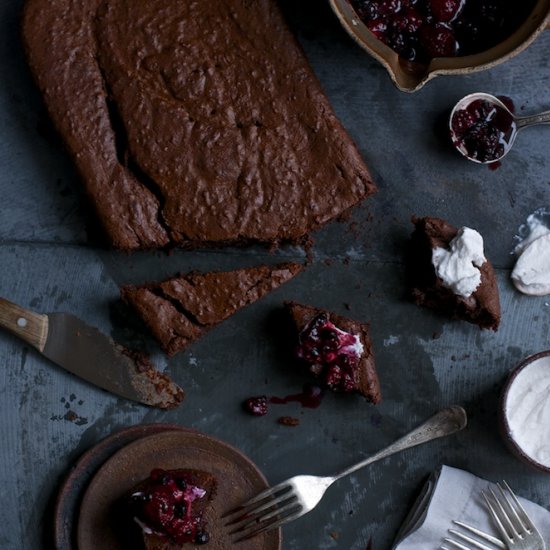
[501,351,550,472]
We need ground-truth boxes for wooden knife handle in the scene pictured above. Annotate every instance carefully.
[0,297,49,352]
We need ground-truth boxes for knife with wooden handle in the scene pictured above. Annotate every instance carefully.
[0,297,184,409]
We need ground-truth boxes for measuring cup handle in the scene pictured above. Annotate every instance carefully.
[517,111,550,128]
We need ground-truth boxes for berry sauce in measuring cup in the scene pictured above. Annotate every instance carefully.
[450,96,516,163]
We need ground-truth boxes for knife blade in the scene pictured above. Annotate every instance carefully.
[0,297,184,409]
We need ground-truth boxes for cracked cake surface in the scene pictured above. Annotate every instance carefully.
[122,263,303,356]
[22,0,376,249]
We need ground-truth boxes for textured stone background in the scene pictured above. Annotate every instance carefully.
[1,1,549,549]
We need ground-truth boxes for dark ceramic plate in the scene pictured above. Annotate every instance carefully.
[76,429,281,550]
[54,423,183,549]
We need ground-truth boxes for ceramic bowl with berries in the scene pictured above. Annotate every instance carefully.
[330,0,550,91]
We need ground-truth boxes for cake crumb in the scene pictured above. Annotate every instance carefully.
[277,416,300,426]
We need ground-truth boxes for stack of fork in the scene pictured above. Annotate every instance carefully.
[442,481,546,550]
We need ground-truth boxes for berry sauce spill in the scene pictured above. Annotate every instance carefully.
[243,384,324,416]
[349,0,535,63]
[130,469,210,545]
[450,97,516,163]
[270,383,325,408]
[242,314,363,416]
[296,313,364,392]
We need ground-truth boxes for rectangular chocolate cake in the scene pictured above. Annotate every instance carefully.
[22,0,376,250]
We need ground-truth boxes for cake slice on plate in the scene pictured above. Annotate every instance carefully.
[408,216,500,330]
[122,263,303,356]
[127,468,216,547]
[285,302,381,404]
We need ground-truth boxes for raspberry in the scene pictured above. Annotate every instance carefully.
[429,0,464,22]
[379,0,403,15]
[366,19,389,39]
[325,365,342,389]
[393,8,424,33]
[451,109,476,135]
[243,395,268,416]
[419,23,458,57]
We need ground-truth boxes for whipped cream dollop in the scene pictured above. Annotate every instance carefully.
[505,355,550,468]
[432,227,486,298]
[512,209,550,296]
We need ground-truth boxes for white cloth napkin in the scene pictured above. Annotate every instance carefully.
[393,465,550,548]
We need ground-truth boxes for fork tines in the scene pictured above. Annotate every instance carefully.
[440,519,506,550]
[223,482,301,542]
[482,480,541,546]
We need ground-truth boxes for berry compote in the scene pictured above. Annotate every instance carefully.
[129,469,211,545]
[296,313,364,392]
[350,0,536,63]
[450,97,516,163]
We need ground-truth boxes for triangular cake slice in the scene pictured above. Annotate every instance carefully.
[127,469,216,548]
[285,302,381,404]
[408,216,500,330]
[122,263,303,356]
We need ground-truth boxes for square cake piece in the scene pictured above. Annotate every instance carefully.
[126,469,216,548]
[286,301,381,403]
[22,0,376,249]
[122,263,303,356]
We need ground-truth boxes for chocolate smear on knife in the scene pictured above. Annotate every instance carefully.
[121,349,184,409]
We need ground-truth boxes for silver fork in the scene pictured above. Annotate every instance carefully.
[224,406,467,541]
[441,520,506,550]
[483,481,546,550]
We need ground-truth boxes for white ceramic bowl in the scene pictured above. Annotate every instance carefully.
[500,350,550,473]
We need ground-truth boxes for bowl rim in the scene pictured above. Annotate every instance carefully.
[500,350,550,473]
[329,0,550,92]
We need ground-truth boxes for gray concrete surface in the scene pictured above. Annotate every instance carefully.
[1,0,549,548]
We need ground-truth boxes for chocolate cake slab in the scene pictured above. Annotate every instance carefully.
[285,301,381,404]
[122,263,303,356]
[408,216,501,330]
[22,0,376,250]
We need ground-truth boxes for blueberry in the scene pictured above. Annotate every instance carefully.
[174,502,187,518]
[195,531,210,544]
[175,477,188,490]
[158,473,170,485]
